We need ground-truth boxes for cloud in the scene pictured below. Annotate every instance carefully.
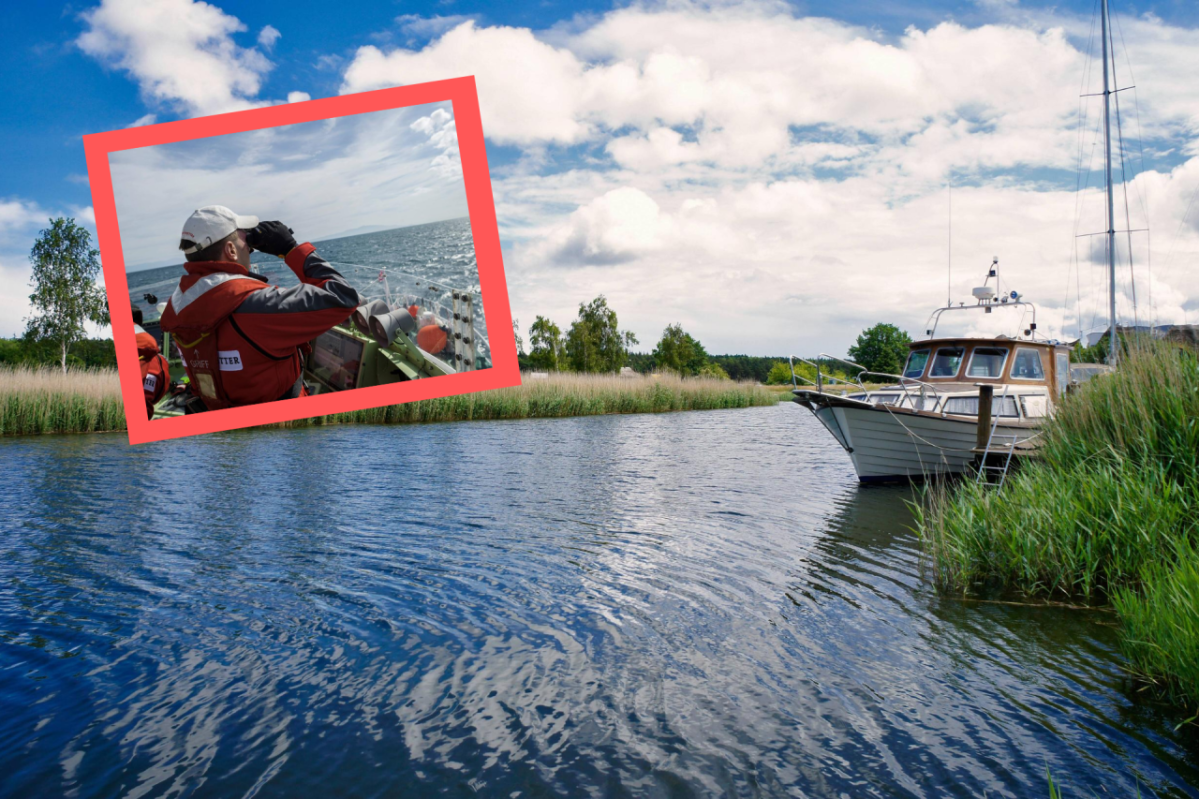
[343,4,1199,354]
[0,199,50,242]
[409,108,461,177]
[130,113,157,127]
[287,91,311,103]
[106,102,469,268]
[395,14,475,39]
[77,0,274,117]
[257,24,281,50]
[342,22,590,145]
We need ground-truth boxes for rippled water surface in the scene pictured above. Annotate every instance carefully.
[2,405,1197,797]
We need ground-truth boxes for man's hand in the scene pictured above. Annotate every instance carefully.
[246,221,297,257]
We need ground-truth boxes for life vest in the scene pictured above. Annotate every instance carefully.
[159,263,273,411]
[135,323,170,418]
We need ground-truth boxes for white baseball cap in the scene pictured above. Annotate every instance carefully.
[179,205,260,255]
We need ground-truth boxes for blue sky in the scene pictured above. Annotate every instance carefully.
[3,0,1198,354]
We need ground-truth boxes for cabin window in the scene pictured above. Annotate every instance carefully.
[1021,394,1050,418]
[942,395,1019,417]
[905,395,939,412]
[1011,348,1046,380]
[1055,352,1070,396]
[929,347,965,378]
[966,346,1009,378]
[903,350,930,379]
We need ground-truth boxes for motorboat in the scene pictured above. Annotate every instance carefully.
[791,262,1073,482]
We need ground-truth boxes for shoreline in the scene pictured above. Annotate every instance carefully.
[0,368,778,437]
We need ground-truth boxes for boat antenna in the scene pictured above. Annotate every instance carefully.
[947,175,952,306]
[1102,0,1118,366]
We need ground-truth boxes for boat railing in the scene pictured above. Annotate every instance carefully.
[855,371,946,411]
[788,355,868,394]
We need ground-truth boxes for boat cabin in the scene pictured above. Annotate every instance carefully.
[900,337,1072,398]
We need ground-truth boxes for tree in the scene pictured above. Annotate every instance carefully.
[564,295,638,373]
[527,315,564,371]
[847,323,912,376]
[652,323,710,376]
[512,318,525,356]
[25,218,110,373]
[695,361,730,380]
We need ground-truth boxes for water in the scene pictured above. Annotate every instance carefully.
[127,217,478,296]
[2,405,1197,797]
[126,216,489,368]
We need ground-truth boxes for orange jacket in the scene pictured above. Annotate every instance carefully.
[135,324,170,418]
[159,244,361,409]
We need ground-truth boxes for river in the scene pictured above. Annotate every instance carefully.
[1,404,1196,797]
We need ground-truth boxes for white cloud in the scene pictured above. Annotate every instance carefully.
[287,91,311,103]
[342,4,1199,354]
[107,102,469,268]
[342,22,589,145]
[77,0,275,117]
[257,24,281,50]
[130,113,157,127]
[409,108,461,177]
[0,199,49,242]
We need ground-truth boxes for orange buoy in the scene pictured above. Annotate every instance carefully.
[417,325,448,353]
[408,304,419,318]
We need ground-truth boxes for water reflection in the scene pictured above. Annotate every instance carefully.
[0,406,1196,798]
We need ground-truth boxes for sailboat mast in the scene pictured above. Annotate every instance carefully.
[1102,0,1118,366]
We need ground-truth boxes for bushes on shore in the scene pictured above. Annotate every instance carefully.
[918,340,1199,706]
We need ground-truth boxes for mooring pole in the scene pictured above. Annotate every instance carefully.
[976,384,994,451]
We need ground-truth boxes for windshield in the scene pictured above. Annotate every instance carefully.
[929,347,964,378]
[966,347,1008,378]
[1011,348,1045,381]
[903,350,930,379]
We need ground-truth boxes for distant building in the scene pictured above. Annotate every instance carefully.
[1084,325,1199,346]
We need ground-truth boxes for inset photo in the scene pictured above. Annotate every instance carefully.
[85,79,517,443]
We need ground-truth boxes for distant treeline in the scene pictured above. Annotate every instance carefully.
[625,353,848,383]
[0,337,117,369]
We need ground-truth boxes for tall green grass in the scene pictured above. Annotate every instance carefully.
[0,369,777,437]
[277,372,776,428]
[917,339,1199,706]
[0,366,125,435]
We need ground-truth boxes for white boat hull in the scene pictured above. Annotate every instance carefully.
[801,397,1039,482]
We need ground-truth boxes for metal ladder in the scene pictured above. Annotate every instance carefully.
[976,387,1019,490]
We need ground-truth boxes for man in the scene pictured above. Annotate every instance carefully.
[160,205,363,410]
[133,307,170,419]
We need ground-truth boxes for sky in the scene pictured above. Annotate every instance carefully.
[109,102,467,269]
[2,0,1197,356]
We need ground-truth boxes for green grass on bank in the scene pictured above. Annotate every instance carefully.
[0,368,777,437]
[0,366,126,435]
[276,372,776,427]
[917,340,1199,707]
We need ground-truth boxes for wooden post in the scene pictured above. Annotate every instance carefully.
[976,384,994,450]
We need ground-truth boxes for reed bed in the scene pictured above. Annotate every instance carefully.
[0,366,125,435]
[0,370,777,437]
[916,339,1199,706]
[281,372,776,428]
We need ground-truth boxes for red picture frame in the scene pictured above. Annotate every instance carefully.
[83,76,519,445]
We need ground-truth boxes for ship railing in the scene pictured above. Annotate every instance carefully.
[788,355,868,394]
[787,355,943,411]
[854,371,946,412]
